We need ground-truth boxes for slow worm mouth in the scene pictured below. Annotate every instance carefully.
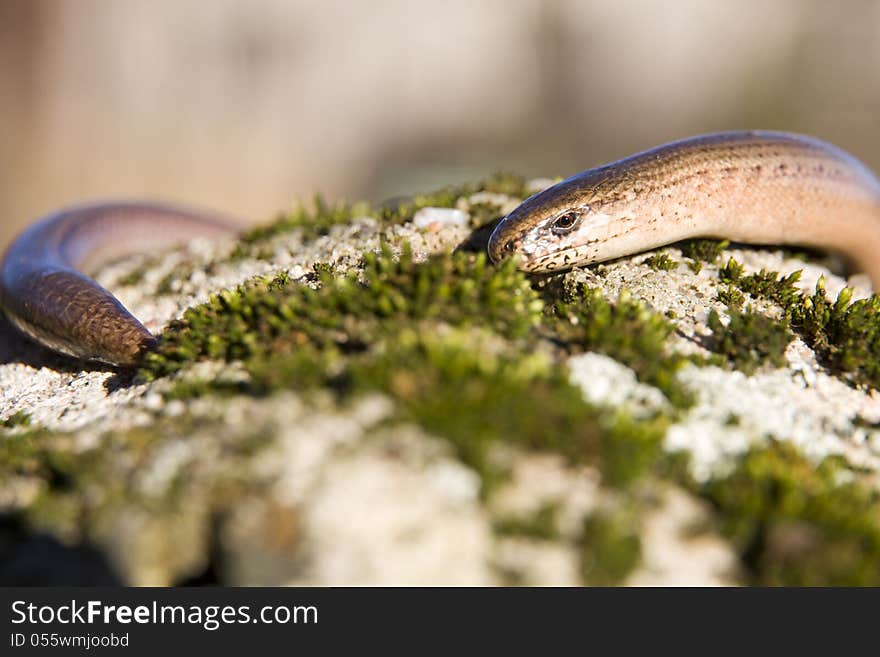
[487,223,520,263]
[516,245,586,272]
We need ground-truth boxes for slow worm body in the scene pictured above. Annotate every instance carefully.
[0,202,237,366]
[488,131,880,286]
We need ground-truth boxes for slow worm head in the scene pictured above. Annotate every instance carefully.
[0,202,238,367]
[488,131,880,287]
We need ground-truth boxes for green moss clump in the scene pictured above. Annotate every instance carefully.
[141,245,543,380]
[698,441,880,586]
[789,280,880,388]
[466,202,505,229]
[686,259,703,274]
[229,171,531,259]
[140,239,673,498]
[707,307,791,375]
[155,262,201,296]
[643,253,678,272]
[715,285,745,310]
[578,508,642,585]
[713,262,880,389]
[343,330,668,491]
[242,196,372,247]
[736,269,803,309]
[548,283,693,408]
[114,265,151,287]
[478,171,528,197]
[718,257,745,284]
[718,259,802,310]
[678,239,729,263]
[493,503,561,540]
[1,411,31,429]
[377,186,467,225]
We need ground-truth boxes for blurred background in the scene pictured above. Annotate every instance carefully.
[1,0,879,248]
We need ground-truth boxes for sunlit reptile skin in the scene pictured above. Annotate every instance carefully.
[0,202,237,366]
[488,131,880,287]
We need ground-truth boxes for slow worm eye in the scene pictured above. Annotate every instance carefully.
[550,210,581,234]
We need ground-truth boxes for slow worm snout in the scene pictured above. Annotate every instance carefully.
[489,131,880,287]
[0,202,238,366]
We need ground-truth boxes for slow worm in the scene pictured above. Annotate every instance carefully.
[488,131,880,287]
[5,131,877,368]
[0,202,237,366]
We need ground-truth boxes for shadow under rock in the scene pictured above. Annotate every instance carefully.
[0,313,142,394]
[0,514,122,585]
[454,216,504,255]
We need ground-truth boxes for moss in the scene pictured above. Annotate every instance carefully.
[155,262,199,296]
[724,412,741,427]
[715,285,745,310]
[789,280,880,388]
[0,414,276,557]
[234,196,373,255]
[466,202,506,229]
[716,258,880,389]
[478,171,528,197]
[706,307,792,375]
[239,328,669,494]
[718,257,745,284]
[578,507,642,585]
[140,245,673,495]
[227,172,530,261]
[678,238,729,263]
[164,377,250,401]
[643,253,678,272]
[734,268,802,309]
[710,260,880,385]
[141,245,543,380]
[1,410,31,429]
[547,282,693,408]
[718,259,802,310]
[377,186,467,225]
[696,441,880,586]
[114,263,152,287]
[686,259,703,275]
[344,329,668,491]
[493,502,561,540]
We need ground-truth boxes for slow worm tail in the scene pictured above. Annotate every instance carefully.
[0,201,238,366]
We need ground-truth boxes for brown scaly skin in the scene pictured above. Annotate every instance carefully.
[0,201,238,366]
[489,131,880,287]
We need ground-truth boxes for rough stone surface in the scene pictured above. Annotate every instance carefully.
[2,184,879,586]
